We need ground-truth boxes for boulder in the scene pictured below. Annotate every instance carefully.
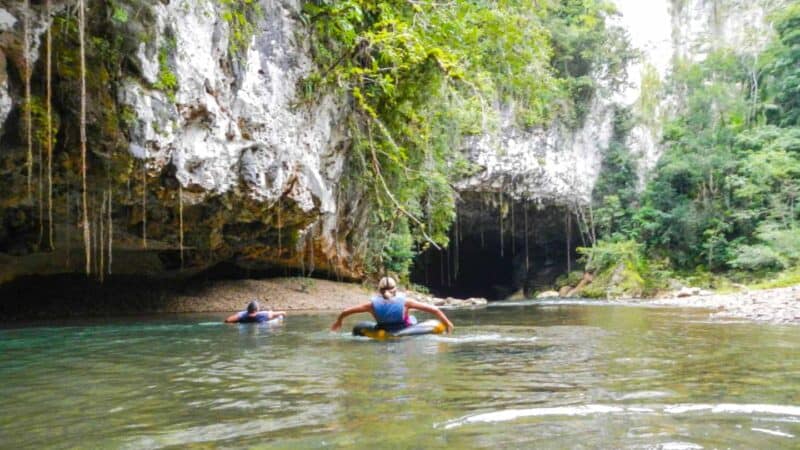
[537,290,560,299]
[676,286,702,298]
[506,289,526,300]
[465,297,488,306]
[559,286,572,297]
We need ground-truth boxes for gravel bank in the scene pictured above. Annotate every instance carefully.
[647,285,800,325]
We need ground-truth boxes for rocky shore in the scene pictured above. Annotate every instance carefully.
[646,285,800,325]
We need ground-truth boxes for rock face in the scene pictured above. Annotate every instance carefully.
[457,97,613,206]
[0,0,363,281]
[113,0,357,276]
[0,0,789,287]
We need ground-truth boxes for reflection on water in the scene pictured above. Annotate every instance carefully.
[2,302,800,448]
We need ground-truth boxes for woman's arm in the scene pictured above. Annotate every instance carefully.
[405,299,454,333]
[330,303,373,331]
[224,312,243,323]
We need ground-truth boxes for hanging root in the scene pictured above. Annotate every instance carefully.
[107,187,113,275]
[99,193,105,283]
[365,117,441,250]
[46,0,54,250]
[24,0,32,199]
[65,189,71,268]
[499,194,504,258]
[142,159,147,249]
[178,185,184,270]
[524,202,530,273]
[79,0,91,275]
[511,199,515,256]
[565,210,572,273]
[38,141,44,247]
[277,205,282,260]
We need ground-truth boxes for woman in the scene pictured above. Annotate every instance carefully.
[330,277,454,333]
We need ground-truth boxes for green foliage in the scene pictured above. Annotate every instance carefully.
[153,36,178,101]
[220,0,262,60]
[760,3,800,126]
[586,3,800,290]
[555,270,585,289]
[111,7,129,24]
[578,239,668,297]
[545,0,636,126]
[731,225,800,271]
[636,63,663,127]
[24,96,59,150]
[303,0,630,276]
[751,267,800,289]
[579,239,643,274]
[381,228,416,276]
[592,107,638,240]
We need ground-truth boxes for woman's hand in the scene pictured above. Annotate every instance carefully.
[330,319,342,332]
[444,319,454,333]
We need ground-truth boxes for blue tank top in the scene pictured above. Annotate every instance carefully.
[237,311,271,323]
[371,294,407,327]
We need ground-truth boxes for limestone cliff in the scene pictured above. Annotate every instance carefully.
[0,0,360,282]
[0,0,788,286]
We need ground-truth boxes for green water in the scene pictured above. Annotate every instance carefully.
[2,301,800,449]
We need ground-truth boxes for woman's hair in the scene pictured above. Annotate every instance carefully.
[378,276,397,299]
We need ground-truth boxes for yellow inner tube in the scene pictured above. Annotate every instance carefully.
[353,320,447,340]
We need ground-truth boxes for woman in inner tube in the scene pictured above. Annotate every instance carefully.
[330,276,454,333]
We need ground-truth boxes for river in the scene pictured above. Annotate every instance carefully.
[2,301,799,448]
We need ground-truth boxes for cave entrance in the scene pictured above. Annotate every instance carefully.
[410,193,583,300]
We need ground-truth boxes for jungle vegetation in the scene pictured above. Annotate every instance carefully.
[581,3,800,295]
[301,0,634,275]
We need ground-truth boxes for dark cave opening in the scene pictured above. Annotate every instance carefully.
[411,194,583,300]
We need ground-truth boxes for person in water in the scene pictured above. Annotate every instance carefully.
[330,277,454,333]
[224,300,286,324]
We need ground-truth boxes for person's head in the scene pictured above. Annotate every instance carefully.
[378,277,397,299]
[246,300,259,314]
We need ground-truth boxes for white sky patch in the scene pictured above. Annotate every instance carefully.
[609,0,673,103]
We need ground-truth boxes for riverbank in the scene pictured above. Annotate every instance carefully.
[644,285,800,325]
[155,278,486,313]
[0,275,487,320]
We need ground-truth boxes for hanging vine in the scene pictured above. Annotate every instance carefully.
[99,193,105,282]
[524,202,530,273]
[23,0,32,200]
[178,185,184,270]
[37,134,43,247]
[107,187,113,275]
[511,199,516,256]
[79,0,91,275]
[141,158,147,249]
[46,0,54,250]
[499,194,504,258]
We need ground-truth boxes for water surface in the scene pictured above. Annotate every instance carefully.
[2,301,800,448]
